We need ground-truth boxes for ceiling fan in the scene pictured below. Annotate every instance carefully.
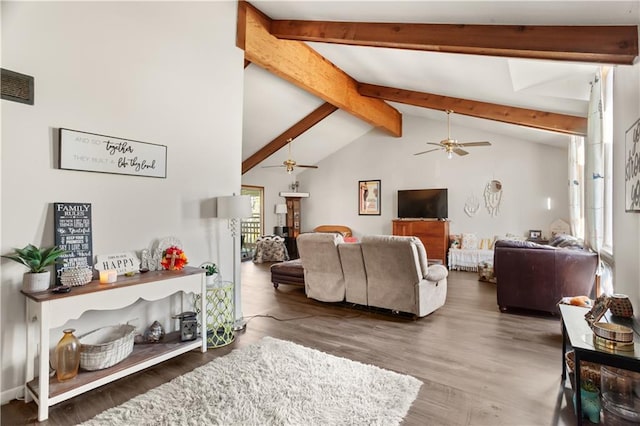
[263,138,318,174]
[414,110,491,159]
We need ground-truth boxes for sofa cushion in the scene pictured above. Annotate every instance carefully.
[494,239,554,250]
[549,234,584,249]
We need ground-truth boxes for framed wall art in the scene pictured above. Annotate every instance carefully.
[528,230,542,240]
[359,180,381,215]
[59,128,167,178]
[625,118,640,212]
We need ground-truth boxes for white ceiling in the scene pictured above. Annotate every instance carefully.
[242,1,640,170]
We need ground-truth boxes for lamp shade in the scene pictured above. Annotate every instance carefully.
[275,204,288,214]
[217,195,252,219]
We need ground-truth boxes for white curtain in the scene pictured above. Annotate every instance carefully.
[568,135,584,239]
[585,69,605,255]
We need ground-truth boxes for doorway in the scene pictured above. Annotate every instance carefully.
[240,185,263,261]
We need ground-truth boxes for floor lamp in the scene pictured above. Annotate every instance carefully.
[274,203,288,236]
[217,194,252,331]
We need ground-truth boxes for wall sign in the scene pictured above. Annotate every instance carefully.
[59,128,167,178]
[95,252,140,275]
[54,202,93,283]
[625,118,640,212]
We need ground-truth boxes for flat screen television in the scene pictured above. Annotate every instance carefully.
[397,188,448,219]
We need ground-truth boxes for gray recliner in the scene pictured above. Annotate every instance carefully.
[360,235,447,317]
[296,232,345,302]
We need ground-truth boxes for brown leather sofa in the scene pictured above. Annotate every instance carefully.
[494,239,598,315]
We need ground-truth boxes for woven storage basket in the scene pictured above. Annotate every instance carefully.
[60,267,93,287]
[79,324,136,371]
[565,350,601,389]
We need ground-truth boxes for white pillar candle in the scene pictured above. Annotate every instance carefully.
[99,269,118,284]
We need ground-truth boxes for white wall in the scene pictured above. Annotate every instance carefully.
[242,167,300,234]
[293,114,568,240]
[1,1,243,401]
[612,63,640,311]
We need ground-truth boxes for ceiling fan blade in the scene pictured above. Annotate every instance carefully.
[458,141,491,147]
[454,148,469,156]
[426,142,444,147]
[296,165,318,169]
[262,165,285,169]
[414,148,441,156]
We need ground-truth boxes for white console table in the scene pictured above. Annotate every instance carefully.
[23,266,207,421]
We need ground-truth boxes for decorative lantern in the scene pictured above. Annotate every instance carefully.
[173,312,198,341]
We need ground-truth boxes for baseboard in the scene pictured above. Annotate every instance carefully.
[1,385,24,405]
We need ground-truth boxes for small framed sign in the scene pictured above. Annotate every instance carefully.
[54,202,93,284]
[59,128,167,178]
[95,252,140,275]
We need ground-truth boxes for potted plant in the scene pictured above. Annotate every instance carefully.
[2,244,67,293]
[573,378,601,423]
[200,262,218,287]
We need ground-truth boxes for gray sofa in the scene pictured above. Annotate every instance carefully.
[296,233,448,317]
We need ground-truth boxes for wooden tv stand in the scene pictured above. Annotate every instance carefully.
[392,219,450,265]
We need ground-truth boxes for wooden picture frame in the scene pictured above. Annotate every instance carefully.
[528,230,542,239]
[625,118,640,212]
[359,180,381,215]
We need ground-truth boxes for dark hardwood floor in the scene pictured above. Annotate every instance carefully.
[2,263,578,425]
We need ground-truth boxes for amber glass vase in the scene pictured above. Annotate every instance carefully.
[55,328,80,382]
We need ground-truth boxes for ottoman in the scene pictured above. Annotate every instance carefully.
[270,259,305,288]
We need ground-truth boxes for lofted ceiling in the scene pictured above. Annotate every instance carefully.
[240,1,640,174]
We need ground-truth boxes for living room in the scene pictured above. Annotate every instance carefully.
[2,1,640,425]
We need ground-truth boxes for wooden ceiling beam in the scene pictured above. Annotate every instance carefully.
[237,1,402,137]
[242,102,338,174]
[358,83,587,136]
[270,20,638,65]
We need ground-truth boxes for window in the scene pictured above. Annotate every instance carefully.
[240,185,263,261]
[602,67,614,258]
[601,67,614,294]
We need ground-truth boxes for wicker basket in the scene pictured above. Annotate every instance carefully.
[565,350,601,389]
[79,324,136,371]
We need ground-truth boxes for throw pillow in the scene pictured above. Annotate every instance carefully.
[461,233,478,250]
[450,234,461,249]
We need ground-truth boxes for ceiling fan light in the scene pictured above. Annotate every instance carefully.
[447,151,453,160]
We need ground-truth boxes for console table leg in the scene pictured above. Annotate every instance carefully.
[574,351,583,426]
[561,320,567,381]
[38,303,50,422]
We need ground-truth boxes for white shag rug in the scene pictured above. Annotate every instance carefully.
[82,336,422,426]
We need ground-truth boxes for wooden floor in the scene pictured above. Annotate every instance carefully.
[2,263,578,425]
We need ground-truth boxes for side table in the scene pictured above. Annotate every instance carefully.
[559,304,640,425]
[193,281,235,348]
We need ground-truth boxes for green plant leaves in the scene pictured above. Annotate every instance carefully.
[1,244,67,273]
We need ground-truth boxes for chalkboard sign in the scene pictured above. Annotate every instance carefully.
[54,202,93,284]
